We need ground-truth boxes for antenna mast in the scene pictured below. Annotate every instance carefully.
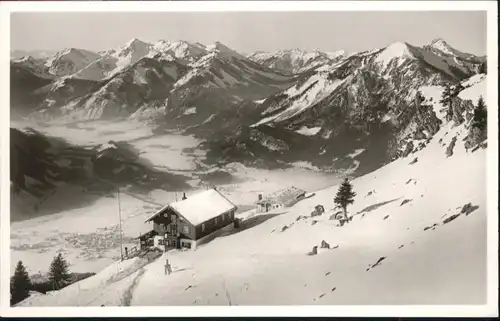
[118,187,124,261]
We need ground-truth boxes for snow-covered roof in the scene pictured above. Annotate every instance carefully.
[145,189,237,226]
[257,186,306,205]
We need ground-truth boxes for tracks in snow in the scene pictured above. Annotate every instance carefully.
[122,267,146,306]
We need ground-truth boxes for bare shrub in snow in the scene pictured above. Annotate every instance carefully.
[310,204,325,217]
[443,213,460,224]
[460,203,479,215]
[446,136,457,157]
[400,199,412,206]
[307,246,318,256]
[366,256,386,271]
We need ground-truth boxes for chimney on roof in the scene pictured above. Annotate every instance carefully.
[182,192,187,200]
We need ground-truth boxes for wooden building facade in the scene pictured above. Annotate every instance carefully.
[144,188,237,250]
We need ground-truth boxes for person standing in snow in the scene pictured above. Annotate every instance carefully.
[165,259,172,275]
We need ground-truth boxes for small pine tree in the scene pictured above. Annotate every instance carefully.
[334,178,357,222]
[472,96,487,132]
[415,91,425,104]
[440,85,453,120]
[10,261,32,305]
[479,61,487,74]
[48,253,72,290]
[440,85,452,105]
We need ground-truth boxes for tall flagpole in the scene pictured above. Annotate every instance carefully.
[118,187,124,261]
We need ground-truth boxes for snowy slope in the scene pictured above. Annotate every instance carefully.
[253,71,350,126]
[17,78,489,306]
[18,128,487,306]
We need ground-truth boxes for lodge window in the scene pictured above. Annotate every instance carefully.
[160,223,165,231]
[171,224,178,235]
[201,223,205,232]
[183,225,190,234]
[214,217,218,225]
[222,213,225,221]
[171,214,176,221]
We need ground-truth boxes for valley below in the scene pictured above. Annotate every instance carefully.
[10,118,340,275]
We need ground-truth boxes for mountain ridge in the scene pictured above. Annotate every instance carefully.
[11,37,487,175]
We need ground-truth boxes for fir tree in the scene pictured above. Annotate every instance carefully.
[10,261,32,305]
[472,96,487,132]
[48,253,72,290]
[334,178,357,222]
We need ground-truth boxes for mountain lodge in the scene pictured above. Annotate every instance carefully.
[143,188,238,250]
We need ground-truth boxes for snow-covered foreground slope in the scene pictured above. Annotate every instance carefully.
[133,127,487,306]
[18,116,488,305]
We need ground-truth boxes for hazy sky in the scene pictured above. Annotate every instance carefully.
[11,11,487,55]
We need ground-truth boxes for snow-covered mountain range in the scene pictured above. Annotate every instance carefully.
[10,37,487,174]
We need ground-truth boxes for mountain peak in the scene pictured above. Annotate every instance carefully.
[376,41,415,67]
[429,37,455,55]
[430,37,448,45]
[326,50,346,60]
[122,38,150,50]
[126,37,142,44]
[206,41,246,60]
[60,48,80,55]
[153,39,171,52]
[18,55,37,62]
